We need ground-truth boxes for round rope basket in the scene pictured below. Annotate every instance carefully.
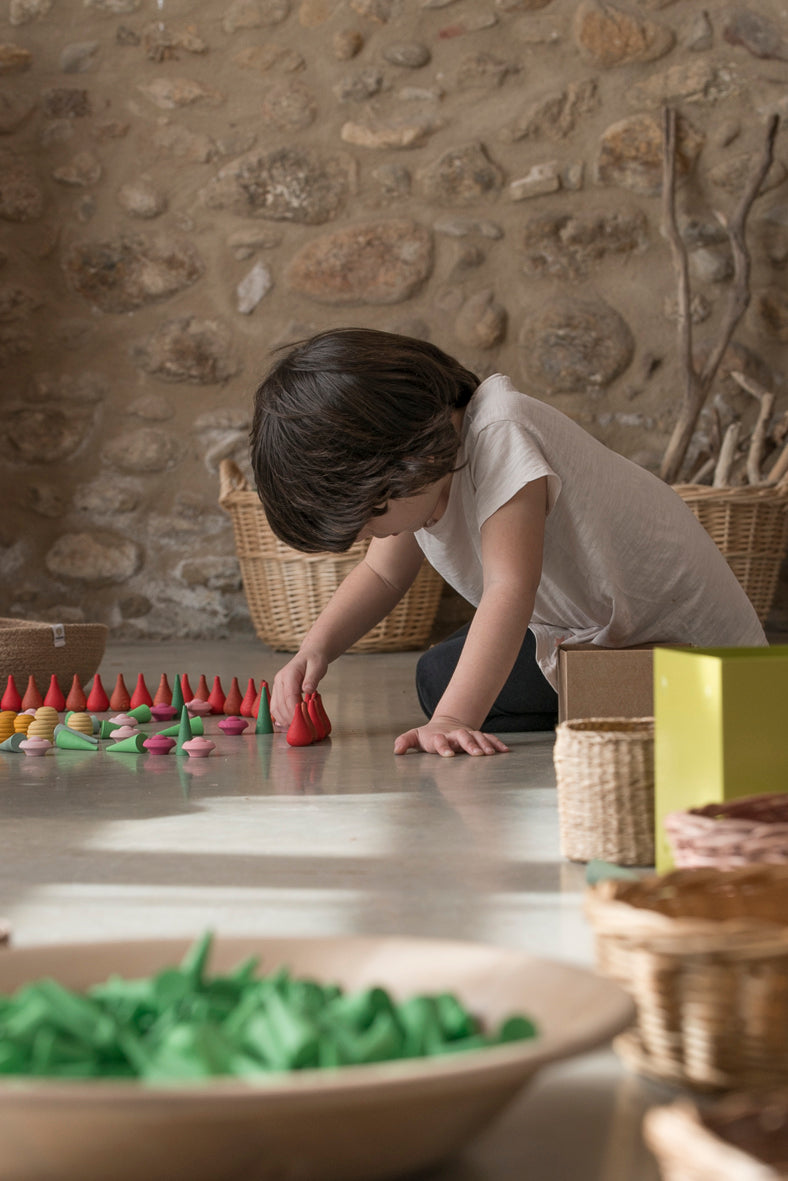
[0,618,107,695]
[553,717,655,866]
[673,478,788,624]
[219,459,445,653]
[644,1094,788,1181]
[665,793,788,870]
[585,865,788,1091]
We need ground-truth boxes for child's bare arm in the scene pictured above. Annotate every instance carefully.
[394,477,547,756]
[271,534,424,728]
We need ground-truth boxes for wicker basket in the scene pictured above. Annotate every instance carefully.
[673,478,788,624]
[553,717,655,866]
[585,865,788,1091]
[665,793,788,870]
[645,1094,788,1181]
[0,618,107,695]
[218,459,444,653]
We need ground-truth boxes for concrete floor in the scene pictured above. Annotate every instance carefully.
[0,639,675,1180]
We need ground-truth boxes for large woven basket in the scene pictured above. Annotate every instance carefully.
[585,865,788,1091]
[219,459,444,653]
[665,793,788,870]
[553,717,655,866]
[645,1094,788,1181]
[673,478,788,624]
[0,618,107,695]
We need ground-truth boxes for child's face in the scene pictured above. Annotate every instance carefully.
[357,476,451,541]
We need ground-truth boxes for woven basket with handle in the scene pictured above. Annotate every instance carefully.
[673,476,788,624]
[585,865,788,1091]
[644,1094,788,1181]
[665,793,788,870]
[553,717,655,866]
[218,459,444,653]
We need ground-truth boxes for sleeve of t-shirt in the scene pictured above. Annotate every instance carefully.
[469,420,562,531]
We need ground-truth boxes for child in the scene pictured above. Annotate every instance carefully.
[250,328,766,757]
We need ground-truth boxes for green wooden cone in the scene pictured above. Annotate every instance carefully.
[99,720,120,739]
[171,675,184,717]
[0,733,25,752]
[127,703,152,723]
[54,726,98,751]
[176,707,193,751]
[156,716,203,738]
[255,683,273,735]
[107,733,147,753]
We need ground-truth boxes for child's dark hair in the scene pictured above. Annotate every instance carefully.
[250,328,479,553]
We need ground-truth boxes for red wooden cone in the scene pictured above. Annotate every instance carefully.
[110,673,131,712]
[130,673,153,709]
[1,674,22,712]
[65,674,87,713]
[314,691,332,737]
[306,692,326,741]
[180,674,194,703]
[286,699,315,747]
[153,673,172,705]
[207,675,225,714]
[43,674,66,711]
[194,674,210,702]
[252,679,269,717]
[240,678,257,717]
[21,675,43,711]
[223,677,243,716]
[86,672,110,712]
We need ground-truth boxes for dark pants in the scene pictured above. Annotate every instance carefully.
[416,624,559,733]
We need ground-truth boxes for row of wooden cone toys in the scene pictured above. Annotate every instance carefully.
[0,672,276,718]
[0,701,215,756]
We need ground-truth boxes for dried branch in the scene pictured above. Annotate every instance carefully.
[713,421,741,486]
[659,109,780,485]
[766,437,788,486]
[730,370,776,485]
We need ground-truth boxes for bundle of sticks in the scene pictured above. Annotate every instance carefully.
[659,106,784,488]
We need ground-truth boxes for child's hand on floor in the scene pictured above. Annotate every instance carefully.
[271,649,328,731]
[393,716,509,757]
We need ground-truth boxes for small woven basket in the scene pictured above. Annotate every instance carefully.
[673,478,788,624]
[665,793,788,870]
[0,618,107,695]
[219,459,444,653]
[585,865,788,1091]
[645,1094,788,1181]
[553,717,655,866]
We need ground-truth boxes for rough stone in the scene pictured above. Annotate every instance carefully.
[689,247,733,284]
[237,261,273,313]
[663,292,711,325]
[73,478,142,514]
[227,226,282,254]
[333,67,384,101]
[0,93,36,133]
[420,142,504,204]
[333,29,364,59]
[42,89,91,118]
[31,371,108,404]
[724,10,788,61]
[454,289,507,349]
[119,593,151,619]
[117,177,168,218]
[24,482,69,518]
[371,163,411,198]
[151,123,217,163]
[133,316,240,383]
[125,394,173,421]
[509,161,561,200]
[3,406,93,463]
[521,209,649,278]
[233,44,305,73]
[708,154,787,197]
[178,557,242,591]
[0,284,41,321]
[138,77,224,109]
[341,118,436,149]
[52,151,102,186]
[382,42,431,68]
[62,233,205,313]
[453,52,519,89]
[201,148,350,224]
[85,0,140,10]
[260,81,317,130]
[0,44,33,73]
[683,10,713,51]
[499,79,598,143]
[754,287,788,341]
[45,531,141,584]
[597,113,704,195]
[286,219,432,304]
[574,1,675,67]
[102,427,183,473]
[518,296,634,392]
[60,42,100,72]
[9,0,52,24]
[299,0,339,26]
[222,0,291,32]
[350,0,395,21]
[434,217,504,239]
[627,61,737,107]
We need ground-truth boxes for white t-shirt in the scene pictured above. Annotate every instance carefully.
[416,375,766,688]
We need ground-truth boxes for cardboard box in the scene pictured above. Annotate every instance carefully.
[557,644,671,723]
[654,646,788,871]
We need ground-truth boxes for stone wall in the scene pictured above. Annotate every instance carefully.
[1,0,787,641]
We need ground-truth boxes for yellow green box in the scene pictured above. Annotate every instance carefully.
[654,646,788,870]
